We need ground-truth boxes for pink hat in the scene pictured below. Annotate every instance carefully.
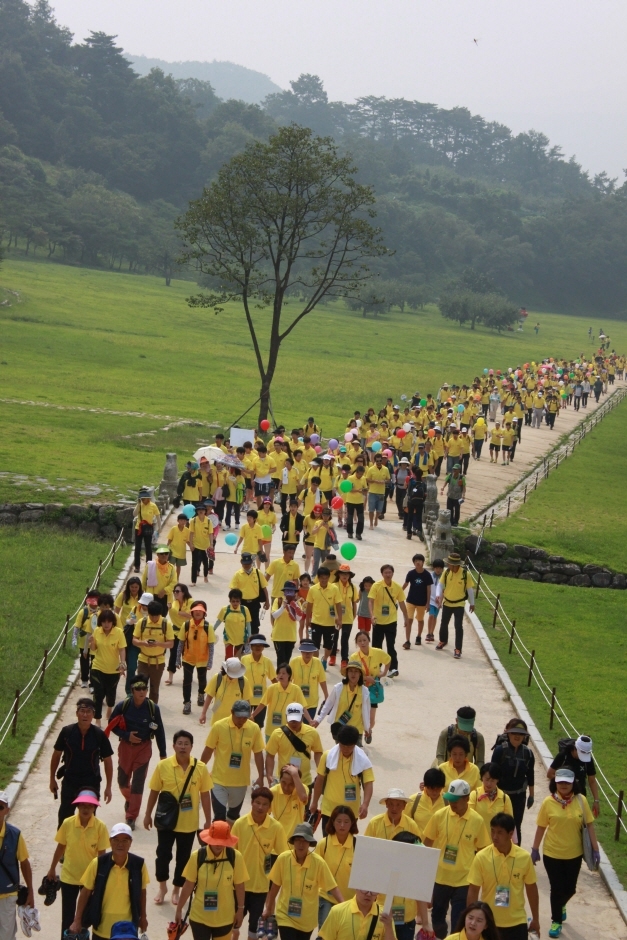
[72,789,100,806]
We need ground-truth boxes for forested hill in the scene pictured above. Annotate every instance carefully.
[1,0,627,314]
[128,56,282,104]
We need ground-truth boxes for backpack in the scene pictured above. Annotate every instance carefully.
[214,672,245,710]
[183,619,212,652]
[441,567,468,601]
[222,606,251,644]
[558,737,577,754]
[491,729,530,750]
[140,616,167,640]
[447,724,478,755]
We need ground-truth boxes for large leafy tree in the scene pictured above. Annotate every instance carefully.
[178,124,387,421]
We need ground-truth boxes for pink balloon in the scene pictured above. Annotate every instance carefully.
[344,432,354,441]
[315,445,322,453]
[383,449,392,457]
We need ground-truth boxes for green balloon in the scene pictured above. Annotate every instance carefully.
[261,524,273,539]
[340,542,357,561]
[339,479,353,493]
[420,399,427,406]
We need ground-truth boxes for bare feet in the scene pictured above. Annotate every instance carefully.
[171,888,180,905]
[154,889,167,905]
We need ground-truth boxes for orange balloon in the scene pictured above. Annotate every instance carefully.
[428,428,435,438]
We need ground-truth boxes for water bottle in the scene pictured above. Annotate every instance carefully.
[266,915,278,940]
[256,916,268,940]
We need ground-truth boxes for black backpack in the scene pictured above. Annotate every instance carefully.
[448,724,478,754]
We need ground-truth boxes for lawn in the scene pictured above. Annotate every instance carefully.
[2,258,627,501]
[475,576,627,884]
[491,396,627,571]
[0,527,127,785]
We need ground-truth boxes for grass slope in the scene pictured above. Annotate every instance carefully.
[0,527,126,785]
[475,577,627,884]
[492,397,627,571]
[2,258,627,500]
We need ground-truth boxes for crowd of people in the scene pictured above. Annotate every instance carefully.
[1,351,621,940]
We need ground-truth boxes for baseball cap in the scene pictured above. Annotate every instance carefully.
[286,703,304,721]
[232,700,252,717]
[283,580,298,594]
[443,780,471,802]
[575,735,593,763]
[0,791,10,808]
[555,768,576,783]
[110,822,133,839]
[241,552,254,563]
[138,592,153,606]
[263,497,272,503]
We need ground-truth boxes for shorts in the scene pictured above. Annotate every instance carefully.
[368,493,385,513]
[502,445,510,453]
[406,603,426,622]
[271,478,281,490]
[244,891,267,934]
[245,479,253,491]
[489,444,501,452]
[170,555,187,566]
[428,604,439,618]
[254,482,271,497]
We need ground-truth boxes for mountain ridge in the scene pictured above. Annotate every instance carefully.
[127,55,283,104]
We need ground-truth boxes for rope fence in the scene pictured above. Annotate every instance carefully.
[469,557,627,840]
[0,529,127,751]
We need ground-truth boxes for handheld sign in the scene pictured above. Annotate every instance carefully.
[230,427,256,448]
[348,835,440,912]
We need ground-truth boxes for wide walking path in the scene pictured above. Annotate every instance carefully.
[9,386,627,939]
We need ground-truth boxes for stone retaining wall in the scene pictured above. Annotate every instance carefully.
[0,495,170,542]
[460,534,626,589]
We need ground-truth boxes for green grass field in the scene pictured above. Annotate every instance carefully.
[475,576,627,883]
[2,258,626,501]
[491,396,627,571]
[0,527,126,786]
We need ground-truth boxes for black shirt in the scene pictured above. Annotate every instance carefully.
[550,751,596,796]
[53,722,113,786]
[492,742,535,793]
[404,568,434,607]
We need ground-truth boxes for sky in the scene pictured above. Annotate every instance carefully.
[50,0,627,179]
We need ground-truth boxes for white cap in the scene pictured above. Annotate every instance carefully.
[0,791,10,808]
[443,779,471,801]
[555,768,576,783]
[286,703,304,721]
[224,657,246,679]
[575,735,593,763]
[110,822,133,839]
[139,592,153,606]
[379,787,409,804]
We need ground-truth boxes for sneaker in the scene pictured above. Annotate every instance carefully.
[347,533,354,539]
[197,692,205,707]
[454,649,462,659]
[81,681,88,689]
[321,659,328,671]
[416,930,435,940]
[426,633,435,642]
[356,534,362,540]
[548,923,562,938]
[364,731,372,744]
[415,635,422,645]
[128,817,136,831]
[183,702,192,715]
[328,656,336,666]
[341,660,348,669]
[402,641,411,650]
[435,641,447,650]
[562,907,567,923]
[388,668,399,678]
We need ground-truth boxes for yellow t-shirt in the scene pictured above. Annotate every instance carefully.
[205,716,264,787]
[167,524,190,558]
[290,655,327,708]
[217,605,250,647]
[81,855,149,939]
[240,523,264,554]
[405,791,445,841]
[141,562,177,600]
[314,833,356,903]
[259,509,278,532]
[241,653,276,703]
[312,520,336,551]
[282,467,301,496]
[267,559,302,598]
[230,567,267,601]
[231,812,288,893]
[440,567,475,608]
[271,783,307,839]
[135,501,159,530]
[266,725,323,787]
[133,616,175,666]
[365,466,390,495]
[0,823,28,899]
[261,682,307,736]
[75,607,98,651]
[181,847,249,927]
[335,580,357,625]
[269,850,337,931]
[317,750,375,817]
[169,599,193,636]
[423,805,490,887]
[468,786,514,829]
[148,757,213,833]
[368,580,405,624]
[334,684,367,733]
[91,627,126,675]
[364,811,420,842]
[114,592,139,626]
[490,428,504,445]
[468,843,537,929]
[205,672,254,724]
[188,516,214,551]
[55,814,110,886]
[345,474,368,504]
[271,599,300,643]
[318,897,387,940]
[307,582,341,627]
[438,760,481,792]
[349,647,390,677]
[253,455,278,481]
[446,439,463,457]
[536,794,595,859]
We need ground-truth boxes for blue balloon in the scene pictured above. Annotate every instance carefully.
[371,441,382,452]
[225,532,238,546]
[182,505,196,519]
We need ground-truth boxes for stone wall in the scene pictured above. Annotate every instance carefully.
[459,534,626,590]
[0,495,170,542]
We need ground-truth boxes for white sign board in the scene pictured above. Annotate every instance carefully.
[348,835,440,910]
[230,427,256,448]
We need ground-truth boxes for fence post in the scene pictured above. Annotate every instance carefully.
[527,649,536,687]
[549,687,556,729]
[523,485,527,504]
[507,497,511,517]
[616,791,624,841]
[111,535,117,566]
[490,510,494,529]
[95,560,103,589]
[508,620,516,654]
[535,473,538,490]
[62,614,70,649]
[476,571,483,599]
[482,515,487,529]
[39,649,49,689]
[11,690,20,736]
[492,594,500,629]
[556,455,560,467]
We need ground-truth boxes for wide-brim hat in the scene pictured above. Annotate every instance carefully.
[155,545,170,555]
[249,634,270,647]
[138,488,152,499]
[288,822,317,845]
[337,564,355,578]
[199,820,238,848]
[224,657,246,679]
[379,787,410,805]
[341,660,365,677]
[447,553,462,566]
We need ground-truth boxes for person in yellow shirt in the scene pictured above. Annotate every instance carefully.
[280,459,302,514]
[439,737,481,792]
[179,599,216,716]
[304,566,343,667]
[89,610,126,725]
[188,503,214,584]
[235,510,265,567]
[488,422,503,463]
[435,553,475,659]
[174,820,248,939]
[215,590,252,658]
[232,786,289,939]
[315,662,370,743]
[349,631,390,743]
[252,445,278,507]
[242,635,277,726]
[365,454,391,527]
[69,822,149,939]
[144,730,213,905]
[468,764,514,830]
[266,702,323,788]
[166,583,194,686]
[423,780,490,939]
[271,580,304,665]
[319,890,396,940]
[167,513,190,578]
[263,822,342,933]
[446,902,500,940]
[47,789,110,936]
[267,545,301,600]
[311,506,338,577]
[309,725,374,829]
[132,599,175,704]
[344,465,368,540]
[314,805,359,926]
[253,664,308,740]
[331,566,358,668]
[271,765,309,840]
[230,552,270,635]
[133,487,161,572]
[368,565,408,678]
[200,658,254,726]
[500,422,515,466]
[258,497,278,567]
[467,812,540,938]
[404,767,446,841]
[201,700,265,824]
[445,427,464,473]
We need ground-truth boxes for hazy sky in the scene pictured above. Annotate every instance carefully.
[51,0,627,179]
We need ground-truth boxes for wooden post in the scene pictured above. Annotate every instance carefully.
[492,594,500,629]
[508,620,516,654]
[476,571,483,599]
[527,649,536,686]
[482,515,487,529]
[535,473,539,490]
[490,510,494,529]
[507,497,511,517]
[549,687,556,729]
[556,454,560,467]
[523,485,527,503]
[62,614,70,649]
[96,560,103,589]
[11,690,19,736]
[40,649,49,689]
[616,791,624,841]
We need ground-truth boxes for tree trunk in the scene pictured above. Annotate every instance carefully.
[258,379,271,425]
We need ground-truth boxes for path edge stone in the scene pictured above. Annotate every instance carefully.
[466,604,627,926]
